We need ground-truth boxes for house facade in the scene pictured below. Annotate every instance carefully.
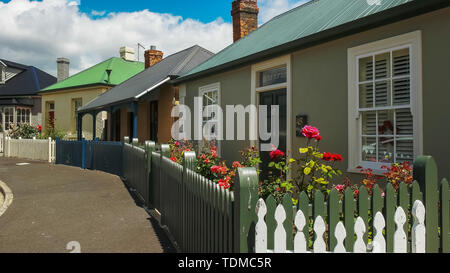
[174,0,450,181]
[77,45,214,144]
[0,59,56,132]
[39,47,144,140]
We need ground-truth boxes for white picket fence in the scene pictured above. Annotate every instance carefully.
[255,199,426,253]
[3,137,56,163]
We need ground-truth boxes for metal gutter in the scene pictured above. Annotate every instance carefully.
[135,77,171,99]
[173,0,450,84]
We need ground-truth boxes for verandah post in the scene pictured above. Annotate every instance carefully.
[233,167,259,253]
[414,156,440,253]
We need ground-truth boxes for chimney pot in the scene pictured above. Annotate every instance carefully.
[56,57,70,82]
[231,0,259,42]
[120,46,135,61]
[144,46,163,69]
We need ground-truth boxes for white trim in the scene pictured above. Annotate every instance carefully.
[347,31,423,173]
[251,55,292,156]
[135,77,171,99]
[198,82,221,155]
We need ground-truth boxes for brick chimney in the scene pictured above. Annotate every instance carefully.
[231,0,259,42]
[144,46,163,68]
[56,57,70,82]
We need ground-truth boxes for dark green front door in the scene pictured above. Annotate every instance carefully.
[259,89,287,181]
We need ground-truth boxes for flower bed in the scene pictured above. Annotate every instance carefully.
[168,125,413,204]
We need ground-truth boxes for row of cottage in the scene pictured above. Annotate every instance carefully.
[1,0,449,180]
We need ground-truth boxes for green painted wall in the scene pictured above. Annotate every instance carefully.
[182,7,450,182]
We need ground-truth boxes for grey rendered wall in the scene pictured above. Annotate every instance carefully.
[183,66,253,163]
[183,7,450,182]
[290,7,450,182]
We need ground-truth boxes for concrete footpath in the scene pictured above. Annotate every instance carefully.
[0,157,175,253]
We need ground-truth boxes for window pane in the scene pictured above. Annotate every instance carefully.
[362,137,377,162]
[259,66,287,87]
[378,110,394,136]
[359,56,373,82]
[396,108,413,135]
[393,78,410,105]
[375,81,391,107]
[378,137,394,163]
[375,52,390,80]
[396,138,414,163]
[362,111,377,135]
[359,83,373,108]
[393,48,410,77]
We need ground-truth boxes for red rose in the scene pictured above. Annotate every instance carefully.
[174,141,180,147]
[170,157,178,163]
[205,158,210,165]
[276,187,281,192]
[211,165,221,173]
[302,125,320,139]
[323,152,333,161]
[270,149,285,160]
[332,154,343,162]
[315,135,322,141]
[232,161,241,168]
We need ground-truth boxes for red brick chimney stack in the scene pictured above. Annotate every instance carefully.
[144,45,163,68]
[231,0,259,42]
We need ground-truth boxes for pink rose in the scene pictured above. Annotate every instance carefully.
[302,125,320,139]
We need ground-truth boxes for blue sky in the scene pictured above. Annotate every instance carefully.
[0,0,309,75]
[1,0,235,23]
[77,0,233,23]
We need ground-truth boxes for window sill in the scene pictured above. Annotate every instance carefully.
[347,167,387,176]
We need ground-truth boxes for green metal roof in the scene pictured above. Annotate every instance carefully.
[40,57,144,93]
[177,0,415,81]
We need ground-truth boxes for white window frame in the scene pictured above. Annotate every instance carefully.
[251,55,292,156]
[347,31,423,173]
[16,107,32,125]
[0,61,6,84]
[198,82,221,155]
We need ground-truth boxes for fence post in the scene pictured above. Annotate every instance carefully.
[7,137,10,157]
[160,144,170,227]
[124,136,130,144]
[132,138,139,146]
[234,167,259,253]
[145,141,156,173]
[48,137,52,163]
[414,155,439,253]
[145,141,156,209]
[81,138,86,169]
[184,151,196,171]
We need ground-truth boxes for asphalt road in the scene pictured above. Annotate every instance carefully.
[0,157,175,253]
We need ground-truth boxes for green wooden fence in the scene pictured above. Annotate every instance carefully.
[121,138,448,253]
[146,143,236,253]
[235,156,449,253]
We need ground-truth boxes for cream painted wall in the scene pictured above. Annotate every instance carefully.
[40,86,110,140]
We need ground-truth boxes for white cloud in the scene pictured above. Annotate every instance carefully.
[0,0,311,77]
[91,10,106,17]
[259,0,310,25]
[0,0,232,76]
